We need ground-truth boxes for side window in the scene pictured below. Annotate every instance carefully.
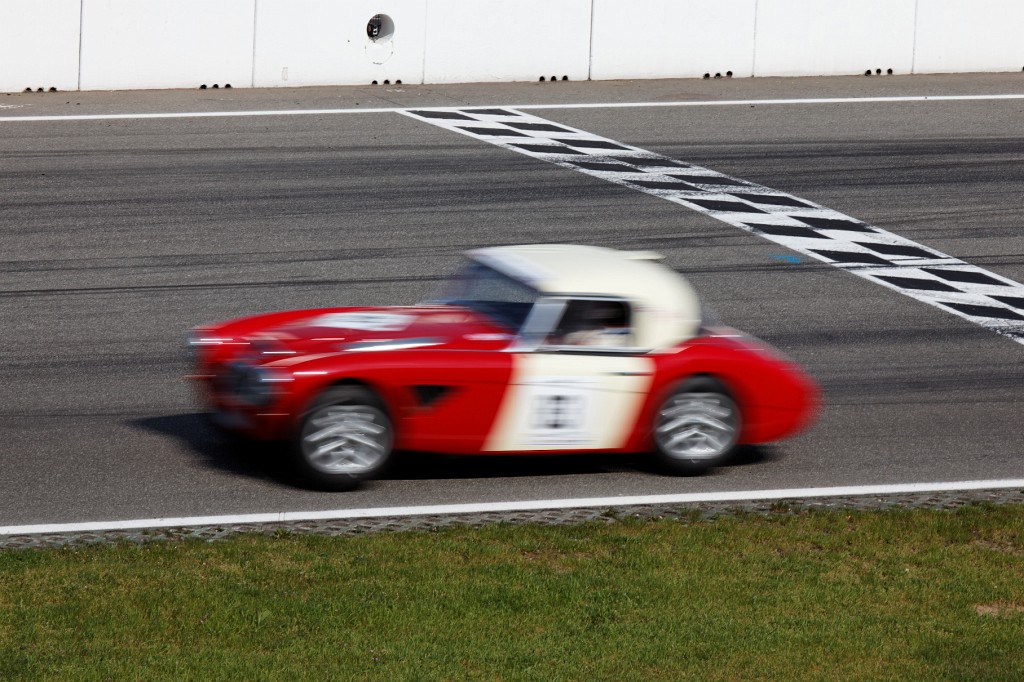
[544,299,633,348]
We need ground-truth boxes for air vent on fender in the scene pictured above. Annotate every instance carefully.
[412,385,452,408]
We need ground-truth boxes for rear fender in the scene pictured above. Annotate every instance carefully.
[625,337,817,450]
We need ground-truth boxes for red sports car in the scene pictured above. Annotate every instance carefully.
[188,245,818,490]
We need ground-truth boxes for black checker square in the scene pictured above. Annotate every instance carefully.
[938,301,1024,322]
[552,138,630,151]
[991,295,1024,311]
[409,110,475,120]
[687,198,767,214]
[730,192,814,208]
[570,161,639,173]
[458,126,527,137]
[743,223,827,239]
[630,179,701,192]
[811,249,891,265]
[510,143,585,155]
[859,242,938,259]
[504,121,574,133]
[462,108,518,116]
[874,275,960,292]
[922,268,1009,287]
[670,174,747,187]
[796,216,875,233]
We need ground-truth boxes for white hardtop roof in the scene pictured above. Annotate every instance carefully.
[468,244,702,348]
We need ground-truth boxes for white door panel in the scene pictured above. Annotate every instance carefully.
[484,353,654,452]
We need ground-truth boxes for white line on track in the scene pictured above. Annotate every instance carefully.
[1,93,1023,123]
[3,479,1023,536]
[516,93,1024,110]
[0,107,399,123]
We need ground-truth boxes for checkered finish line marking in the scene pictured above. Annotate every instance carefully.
[402,107,1024,346]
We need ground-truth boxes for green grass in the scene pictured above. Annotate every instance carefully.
[2,505,1024,680]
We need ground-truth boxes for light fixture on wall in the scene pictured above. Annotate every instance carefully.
[367,14,395,42]
[365,13,396,68]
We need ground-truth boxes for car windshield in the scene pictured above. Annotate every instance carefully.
[434,261,540,331]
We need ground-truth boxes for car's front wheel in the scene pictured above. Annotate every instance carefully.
[652,377,740,475]
[291,385,394,491]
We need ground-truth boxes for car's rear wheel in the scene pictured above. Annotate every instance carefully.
[291,385,394,491]
[652,377,740,475]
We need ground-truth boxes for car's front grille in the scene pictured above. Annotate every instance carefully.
[223,362,253,396]
[213,361,273,405]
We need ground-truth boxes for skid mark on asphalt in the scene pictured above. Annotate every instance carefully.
[402,107,1024,346]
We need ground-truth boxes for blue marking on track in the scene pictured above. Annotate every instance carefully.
[770,254,801,263]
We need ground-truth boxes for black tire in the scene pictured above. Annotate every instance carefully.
[291,385,394,491]
[652,376,740,475]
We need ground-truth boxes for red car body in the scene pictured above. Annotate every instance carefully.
[188,245,817,488]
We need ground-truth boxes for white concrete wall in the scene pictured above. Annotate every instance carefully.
[79,0,255,90]
[754,0,917,77]
[3,0,1024,93]
[0,0,82,92]
[590,0,756,80]
[913,0,1024,74]
[253,0,425,87]
[423,0,592,83]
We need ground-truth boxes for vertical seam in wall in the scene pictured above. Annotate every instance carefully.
[421,0,429,85]
[750,0,759,77]
[77,0,84,91]
[587,0,595,81]
[910,0,920,74]
[250,0,259,88]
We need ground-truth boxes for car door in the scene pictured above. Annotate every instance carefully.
[483,297,655,452]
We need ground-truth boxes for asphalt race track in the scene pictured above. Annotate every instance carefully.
[1,74,1022,528]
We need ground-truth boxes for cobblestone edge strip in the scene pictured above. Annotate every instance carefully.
[3,489,1023,550]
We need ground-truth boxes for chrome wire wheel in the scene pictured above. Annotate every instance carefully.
[301,404,391,474]
[655,382,739,464]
